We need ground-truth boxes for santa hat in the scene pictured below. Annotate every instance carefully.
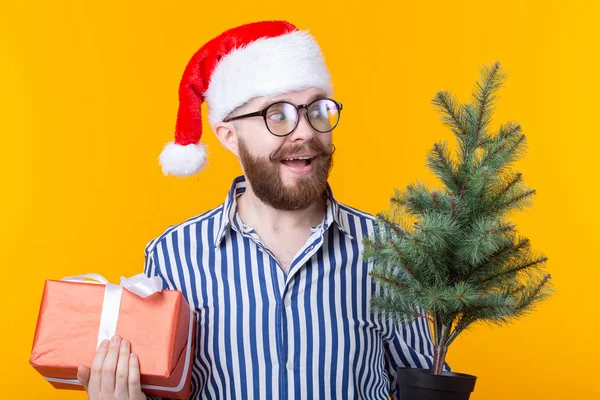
[159,20,333,177]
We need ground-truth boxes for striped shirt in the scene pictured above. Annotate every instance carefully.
[143,175,447,399]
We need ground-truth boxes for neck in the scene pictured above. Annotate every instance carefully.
[236,182,327,233]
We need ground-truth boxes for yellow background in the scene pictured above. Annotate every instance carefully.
[2,0,598,398]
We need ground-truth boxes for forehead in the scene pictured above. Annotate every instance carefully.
[250,88,329,110]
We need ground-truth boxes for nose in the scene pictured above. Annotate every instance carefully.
[287,108,316,142]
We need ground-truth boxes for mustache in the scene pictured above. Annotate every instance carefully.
[269,141,336,163]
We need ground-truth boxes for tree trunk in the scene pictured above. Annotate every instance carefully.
[432,345,448,375]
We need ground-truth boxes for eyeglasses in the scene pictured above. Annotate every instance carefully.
[223,98,343,137]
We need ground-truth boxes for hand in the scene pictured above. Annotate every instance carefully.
[77,335,147,400]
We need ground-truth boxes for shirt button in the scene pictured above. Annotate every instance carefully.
[286,361,294,370]
[284,298,291,307]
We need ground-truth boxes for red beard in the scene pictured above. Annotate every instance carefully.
[238,138,335,211]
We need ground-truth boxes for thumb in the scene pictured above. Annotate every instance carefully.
[77,364,90,391]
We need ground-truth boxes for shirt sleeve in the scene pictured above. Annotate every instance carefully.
[143,241,174,291]
[383,310,451,398]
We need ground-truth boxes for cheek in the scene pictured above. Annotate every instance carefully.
[239,126,283,156]
[262,132,289,154]
[249,140,285,160]
[317,134,332,149]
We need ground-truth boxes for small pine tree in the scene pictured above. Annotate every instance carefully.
[363,62,554,375]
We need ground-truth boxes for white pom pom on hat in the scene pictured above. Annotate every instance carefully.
[159,20,333,177]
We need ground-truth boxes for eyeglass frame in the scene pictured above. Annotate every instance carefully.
[222,97,343,137]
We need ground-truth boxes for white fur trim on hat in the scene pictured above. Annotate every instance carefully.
[204,30,333,129]
[159,142,208,177]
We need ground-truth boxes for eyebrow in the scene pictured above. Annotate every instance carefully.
[258,91,328,109]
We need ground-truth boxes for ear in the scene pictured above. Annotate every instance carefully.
[214,121,239,157]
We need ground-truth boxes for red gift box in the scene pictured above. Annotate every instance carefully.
[29,274,196,399]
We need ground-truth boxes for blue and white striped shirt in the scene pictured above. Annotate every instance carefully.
[143,176,445,399]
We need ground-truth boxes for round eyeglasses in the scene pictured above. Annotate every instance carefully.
[223,98,343,137]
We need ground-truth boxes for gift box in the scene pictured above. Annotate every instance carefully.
[29,273,196,399]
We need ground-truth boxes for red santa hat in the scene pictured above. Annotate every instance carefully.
[159,20,334,177]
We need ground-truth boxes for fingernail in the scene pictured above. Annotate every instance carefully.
[130,353,136,360]
[111,335,121,344]
[121,339,129,349]
[101,339,110,347]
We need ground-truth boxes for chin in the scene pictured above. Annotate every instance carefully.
[279,172,301,188]
[279,166,314,184]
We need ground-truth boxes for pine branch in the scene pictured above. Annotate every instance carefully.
[479,123,524,174]
[507,285,526,295]
[405,229,449,284]
[369,271,408,290]
[432,91,469,136]
[496,121,523,142]
[450,195,457,219]
[375,212,406,238]
[457,217,516,266]
[465,299,516,323]
[481,255,548,283]
[370,294,431,324]
[387,239,419,280]
[502,189,536,210]
[472,61,504,138]
[494,172,523,198]
[465,237,530,281]
[480,141,507,167]
[500,132,528,168]
[426,141,461,193]
[514,273,553,312]
[432,191,441,210]
[390,183,450,217]
[444,314,476,347]
[484,188,536,217]
[458,172,472,199]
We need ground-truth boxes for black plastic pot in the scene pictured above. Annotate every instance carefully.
[394,367,477,400]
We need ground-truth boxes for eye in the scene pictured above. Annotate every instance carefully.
[268,112,287,122]
[309,99,337,119]
[309,108,324,119]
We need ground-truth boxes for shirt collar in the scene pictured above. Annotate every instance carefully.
[214,175,353,247]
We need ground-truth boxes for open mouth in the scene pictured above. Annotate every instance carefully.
[281,156,314,168]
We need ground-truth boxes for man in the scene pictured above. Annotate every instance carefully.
[77,20,447,399]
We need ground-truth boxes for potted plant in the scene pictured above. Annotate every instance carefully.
[363,62,554,400]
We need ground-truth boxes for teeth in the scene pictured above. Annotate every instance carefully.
[283,156,312,161]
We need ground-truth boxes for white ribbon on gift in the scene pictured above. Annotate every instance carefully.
[60,273,163,349]
[41,273,195,394]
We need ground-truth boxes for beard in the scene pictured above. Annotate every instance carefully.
[238,137,335,211]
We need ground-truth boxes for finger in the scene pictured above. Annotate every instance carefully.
[88,339,110,395]
[128,352,143,397]
[114,339,130,396]
[100,335,122,394]
[77,364,90,392]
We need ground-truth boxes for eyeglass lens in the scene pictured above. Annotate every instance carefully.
[265,99,340,136]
